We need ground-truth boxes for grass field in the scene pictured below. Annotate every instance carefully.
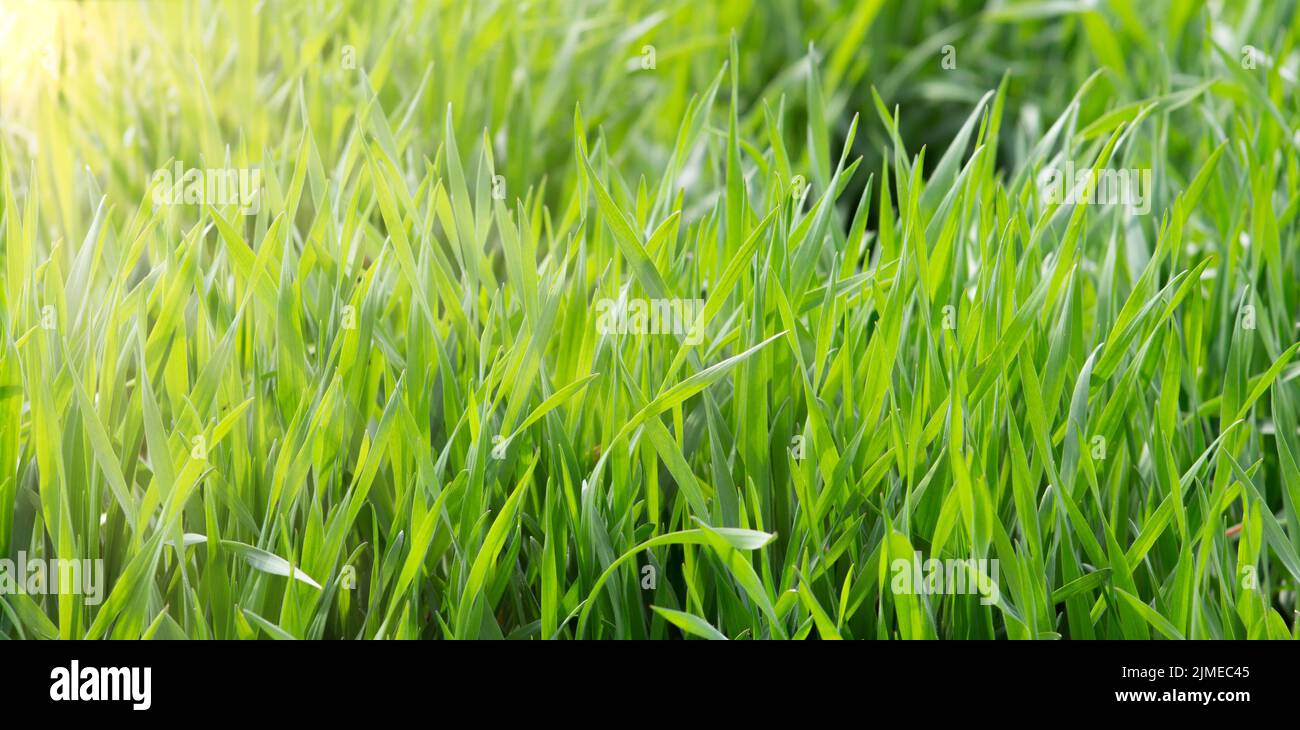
[1,0,1299,639]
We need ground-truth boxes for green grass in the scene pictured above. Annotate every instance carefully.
[1,0,1299,639]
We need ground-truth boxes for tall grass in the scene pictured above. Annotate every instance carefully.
[1,0,1298,639]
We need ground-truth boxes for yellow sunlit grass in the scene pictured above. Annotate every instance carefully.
[0,1,137,139]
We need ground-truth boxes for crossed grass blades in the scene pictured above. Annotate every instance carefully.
[1,0,1299,639]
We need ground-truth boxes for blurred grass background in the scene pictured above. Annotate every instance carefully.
[5,0,1294,237]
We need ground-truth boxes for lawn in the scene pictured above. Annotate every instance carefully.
[0,0,1298,639]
